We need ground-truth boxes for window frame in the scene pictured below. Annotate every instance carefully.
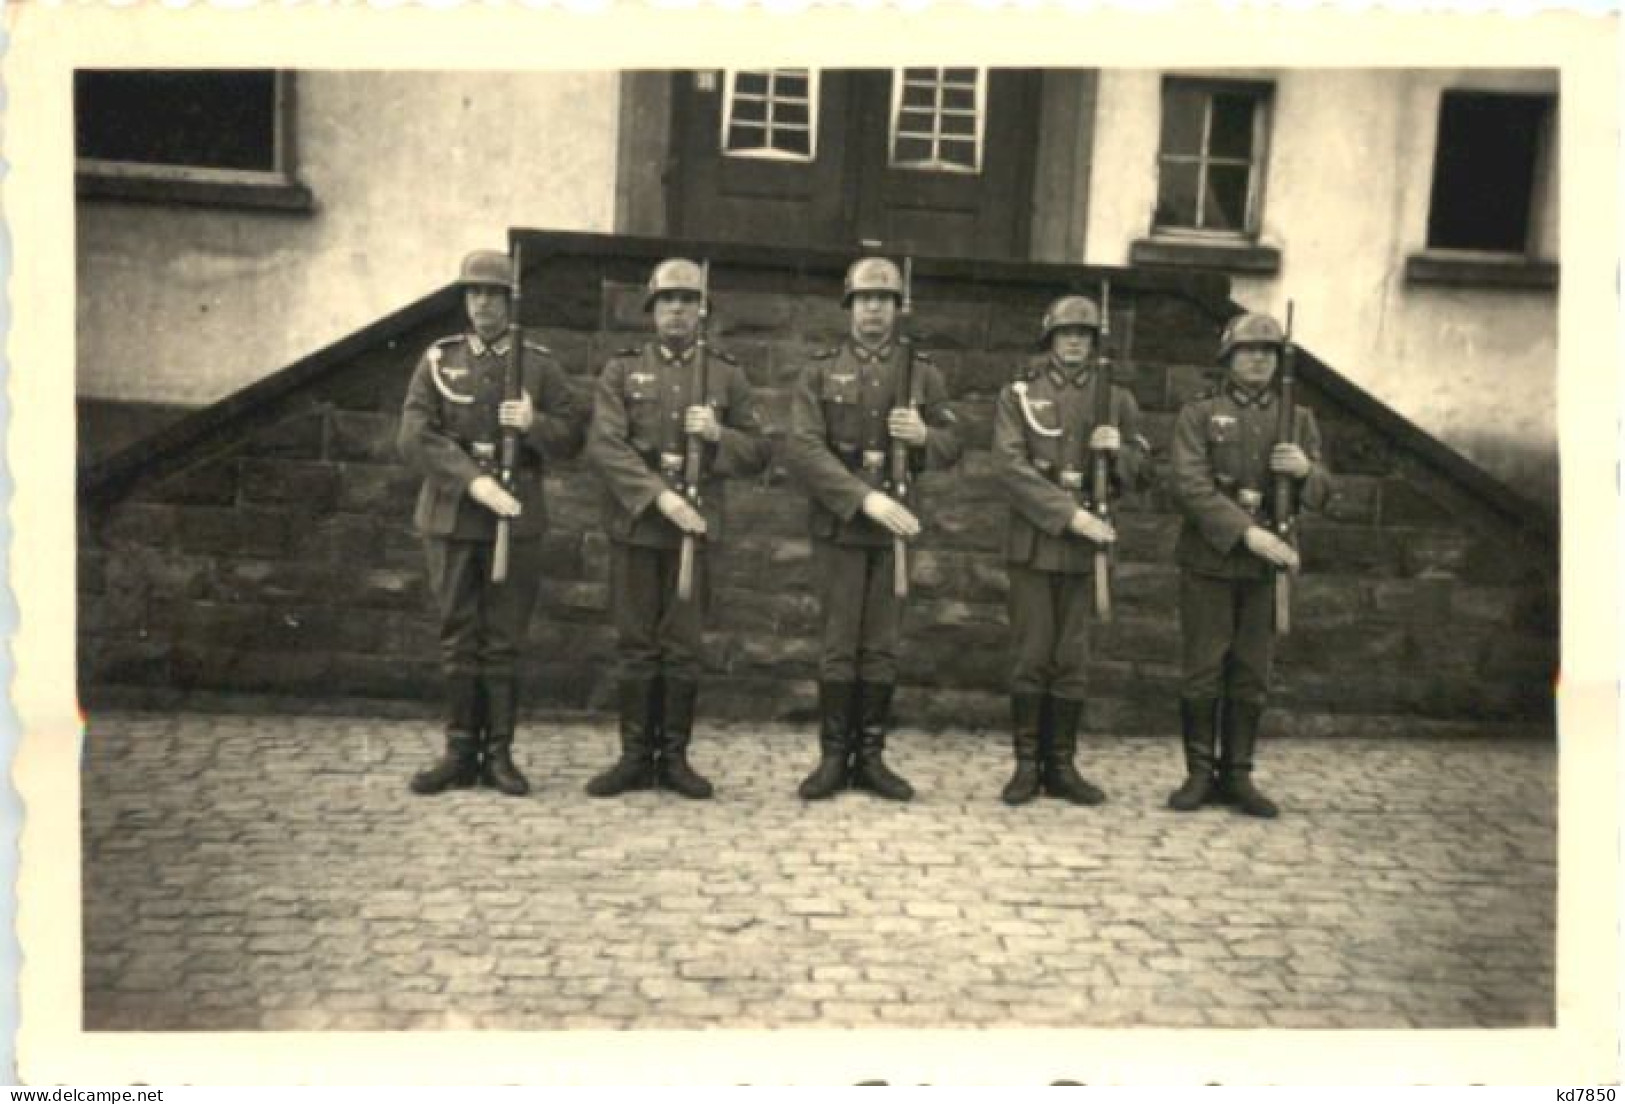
[1151,76,1274,241]
[887,67,988,175]
[718,69,820,163]
[1422,89,1554,256]
[75,70,313,213]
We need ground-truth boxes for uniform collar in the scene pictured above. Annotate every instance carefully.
[657,341,696,366]
[849,339,894,364]
[1226,380,1275,408]
[467,332,510,358]
[1046,355,1094,388]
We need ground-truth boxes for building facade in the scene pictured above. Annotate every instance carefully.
[76,67,1557,505]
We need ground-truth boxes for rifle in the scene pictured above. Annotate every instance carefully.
[891,257,916,600]
[1090,279,1115,622]
[1272,301,1298,635]
[676,259,711,603]
[491,243,524,584]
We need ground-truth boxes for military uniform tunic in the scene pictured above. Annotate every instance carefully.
[786,340,964,683]
[398,330,587,681]
[1169,380,1332,703]
[586,340,770,682]
[993,355,1153,699]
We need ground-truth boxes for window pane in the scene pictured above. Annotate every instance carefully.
[734,71,769,97]
[944,67,978,85]
[774,72,808,99]
[1205,164,1251,231]
[894,135,933,164]
[75,70,278,171]
[727,121,767,150]
[940,139,978,170]
[1159,82,1206,158]
[940,111,977,137]
[777,100,809,128]
[1426,92,1545,252]
[1208,94,1256,159]
[1155,160,1200,228]
[731,96,767,124]
[780,127,811,156]
[897,107,936,135]
[903,82,936,109]
[943,85,976,112]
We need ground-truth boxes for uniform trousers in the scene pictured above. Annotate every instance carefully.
[422,535,545,681]
[1007,565,1094,700]
[610,541,709,682]
[814,541,902,684]
[1179,570,1274,705]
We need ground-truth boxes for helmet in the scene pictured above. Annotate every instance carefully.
[1040,295,1101,344]
[842,257,904,307]
[1217,312,1285,362]
[644,258,706,310]
[457,250,516,292]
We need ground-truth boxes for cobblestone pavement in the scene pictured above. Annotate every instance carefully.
[81,710,1555,1032]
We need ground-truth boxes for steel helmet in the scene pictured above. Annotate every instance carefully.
[457,250,517,292]
[644,258,706,310]
[1040,295,1102,344]
[842,257,904,307]
[1217,312,1285,362]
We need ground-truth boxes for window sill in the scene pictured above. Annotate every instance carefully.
[1404,252,1558,291]
[1130,237,1281,275]
[77,171,316,214]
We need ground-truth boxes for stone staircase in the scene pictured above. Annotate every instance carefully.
[78,230,1558,738]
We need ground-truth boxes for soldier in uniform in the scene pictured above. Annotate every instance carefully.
[398,248,587,797]
[992,294,1153,806]
[786,257,965,802]
[1167,311,1332,818]
[584,258,771,800]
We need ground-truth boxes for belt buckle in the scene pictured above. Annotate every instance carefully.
[1058,469,1084,491]
[659,451,684,475]
[1237,488,1263,513]
[861,449,886,472]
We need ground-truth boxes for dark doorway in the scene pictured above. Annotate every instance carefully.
[669,68,1041,259]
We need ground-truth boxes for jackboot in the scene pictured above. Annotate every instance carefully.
[1218,699,1279,818]
[1043,697,1106,805]
[410,675,482,794]
[1167,697,1219,811]
[585,678,657,797]
[850,682,914,802]
[1001,693,1045,806]
[799,681,856,800]
[657,678,714,799]
[481,676,531,797]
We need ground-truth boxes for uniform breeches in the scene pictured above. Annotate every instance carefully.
[815,541,902,684]
[610,541,708,682]
[1007,565,1093,700]
[1179,571,1273,704]
[422,536,545,680]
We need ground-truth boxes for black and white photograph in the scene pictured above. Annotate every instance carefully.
[6,2,1619,1087]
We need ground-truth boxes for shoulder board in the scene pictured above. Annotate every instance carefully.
[1109,362,1137,386]
[1014,357,1043,382]
[913,348,934,362]
[431,334,465,350]
[522,339,552,356]
[708,347,738,366]
[616,346,643,358]
[811,347,838,361]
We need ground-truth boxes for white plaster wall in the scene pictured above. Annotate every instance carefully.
[77,71,621,406]
[1085,69,1559,502]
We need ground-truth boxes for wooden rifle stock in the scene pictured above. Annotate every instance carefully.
[1272,301,1298,635]
[492,245,524,583]
[1090,279,1114,622]
[676,260,711,603]
[892,258,915,599]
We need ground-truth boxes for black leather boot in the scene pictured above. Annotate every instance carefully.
[586,678,657,797]
[851,682,914,802]
[657,678,714,799]
[799,681,855,800]
[1168,697,1219,811]
[411,675,482,794]
[1001,693,1044,806]
[1043,697,1106,805]
[481,676,530,797]
[1218,699,1279,818]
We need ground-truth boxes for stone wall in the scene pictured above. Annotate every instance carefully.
[79,231,1558,737]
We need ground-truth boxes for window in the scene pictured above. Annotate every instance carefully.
[1425,91,1552,253]
[1153,78,1272,236]
[721,70,818,161]
[75,70,312,211]
[889,68,986,174]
